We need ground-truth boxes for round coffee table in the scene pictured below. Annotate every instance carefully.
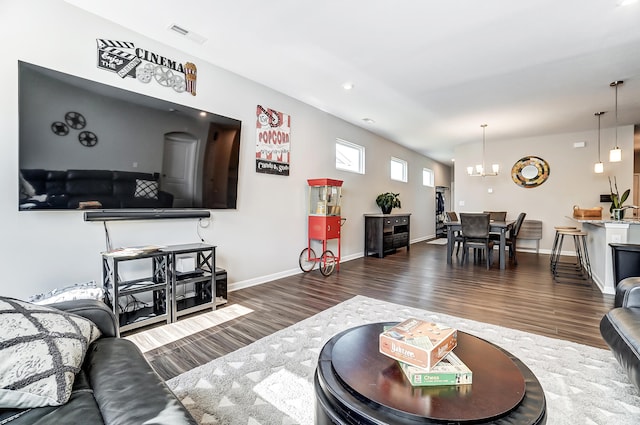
[315,322,546,424]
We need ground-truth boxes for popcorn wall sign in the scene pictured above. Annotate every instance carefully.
[96,38,197,96]
[256,105,291,176]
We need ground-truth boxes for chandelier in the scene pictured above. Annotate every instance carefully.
[467,124,499,177]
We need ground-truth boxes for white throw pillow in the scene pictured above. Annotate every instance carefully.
[0,297,101,408]
[134,179,159,199]
[28,281,104,306]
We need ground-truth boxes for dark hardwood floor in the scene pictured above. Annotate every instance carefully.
[137,241,615,381]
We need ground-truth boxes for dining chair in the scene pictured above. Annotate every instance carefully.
[445,211,458,222]
[505,212,526,265]
[460,213,494,269]
[445,211,463,256]
[483,211,507,222]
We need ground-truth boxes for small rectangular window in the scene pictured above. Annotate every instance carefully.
[390,157,407,182]
[423,168,434,187]
[336,139,365,174]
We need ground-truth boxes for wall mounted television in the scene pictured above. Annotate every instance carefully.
[18,61,241,215]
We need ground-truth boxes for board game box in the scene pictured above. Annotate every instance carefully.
[379,318,457,369]
[398,351,472,386]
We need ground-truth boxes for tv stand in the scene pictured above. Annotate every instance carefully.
[102,243,227,334]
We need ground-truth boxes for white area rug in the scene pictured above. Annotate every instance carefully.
[167,295,640,424]
[426,238,448,245]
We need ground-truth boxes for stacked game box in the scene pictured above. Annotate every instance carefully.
[397,351,472,386]
[379,318,457,369]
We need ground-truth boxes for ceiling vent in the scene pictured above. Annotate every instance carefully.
[168,24,207,45]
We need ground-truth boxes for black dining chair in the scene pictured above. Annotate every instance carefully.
[505,212,526,265]
[445,211,464,256]
[460,213,494,269]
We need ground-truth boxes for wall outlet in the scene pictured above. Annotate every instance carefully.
[611,234,622,243]
[459,200,465,206]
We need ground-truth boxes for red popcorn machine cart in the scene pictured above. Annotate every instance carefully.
[299,178,345,276]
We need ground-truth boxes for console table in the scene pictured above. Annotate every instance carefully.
[102,243,226,334]
[364,213,411,257]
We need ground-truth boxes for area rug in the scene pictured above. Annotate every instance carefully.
[167,295,640,425]
[426,238,448,245]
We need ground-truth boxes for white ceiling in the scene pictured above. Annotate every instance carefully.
[65,0,640,163]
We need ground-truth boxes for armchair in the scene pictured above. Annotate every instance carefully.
[610,243,640,288]
[600,277,640,391]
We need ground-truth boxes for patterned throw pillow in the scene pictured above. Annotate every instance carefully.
[0,297,101,408]
[28,281,104,306]
[134,179,159,199]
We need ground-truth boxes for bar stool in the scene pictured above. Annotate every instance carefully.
[550,226,577,270]
[551,228,592,282]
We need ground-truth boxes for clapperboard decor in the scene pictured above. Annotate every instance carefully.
[96,38,197,96]
[255,105,291,176]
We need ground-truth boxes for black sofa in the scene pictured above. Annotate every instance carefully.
[600,277,640,391]
[19,169,173,210]
[0,299,197,425]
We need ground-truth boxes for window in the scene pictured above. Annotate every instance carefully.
[335,139,365,174]
[390,157,407,182]
[423,168,434,187]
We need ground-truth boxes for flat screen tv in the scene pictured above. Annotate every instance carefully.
[18,61,241,214]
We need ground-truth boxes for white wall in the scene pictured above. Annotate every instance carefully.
[1,0,449,299]
[454,126,635,252]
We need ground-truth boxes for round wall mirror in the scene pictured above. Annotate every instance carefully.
[511,156,550,188]
[520,164,539,179]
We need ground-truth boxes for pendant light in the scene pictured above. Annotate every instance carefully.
[594,111,605,174]
[609,81,623,162]
[467,124,499,177]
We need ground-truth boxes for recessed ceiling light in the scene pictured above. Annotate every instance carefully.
[199,111,207,117]
[617,0,638,6]
[362,118,375,124]
[342,82,354,90]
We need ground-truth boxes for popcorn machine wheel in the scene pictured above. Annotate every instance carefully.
[299,178,345,276]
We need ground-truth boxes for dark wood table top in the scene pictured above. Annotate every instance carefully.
[319,322,539,423]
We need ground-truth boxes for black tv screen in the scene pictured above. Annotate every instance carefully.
[18,61,241,211]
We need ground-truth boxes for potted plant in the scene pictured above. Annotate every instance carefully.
[376,192,401,214]
[609,176,630,219]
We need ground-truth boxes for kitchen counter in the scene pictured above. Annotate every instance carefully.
[571,217,640,294]
[572,218,640,225]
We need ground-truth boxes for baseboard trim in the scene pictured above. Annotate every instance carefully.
[228,252,363,293]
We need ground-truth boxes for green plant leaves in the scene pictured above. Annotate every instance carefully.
[610,188,631,212]
[375,192,401,209]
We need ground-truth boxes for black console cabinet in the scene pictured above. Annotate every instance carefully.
[364,214,411,258]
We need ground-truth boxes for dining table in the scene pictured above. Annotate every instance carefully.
[445,220,515,270]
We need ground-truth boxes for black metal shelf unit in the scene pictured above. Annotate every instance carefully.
[101,250,171,334]
[102,243,226,334]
